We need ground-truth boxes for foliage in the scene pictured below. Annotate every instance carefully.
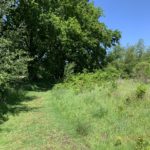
[55,67,120,92]
[64,62,75,80]
[136,84,146,99]
[107,39,150,80]
[2,0,121,80]
[134,62,150,83]
[1,1,31,102]
[0,37,29,102]
[136,39,145,58]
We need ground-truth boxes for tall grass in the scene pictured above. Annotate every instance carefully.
[0,71,150,149]
[49,78,150,149]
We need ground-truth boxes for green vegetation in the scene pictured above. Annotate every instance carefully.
[0,38,29,89]
[1,0,120,82]
[107,39,150,79]
[0,74,150,149]
[0,1,150,150]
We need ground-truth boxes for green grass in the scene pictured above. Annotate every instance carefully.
[0,79,150,150]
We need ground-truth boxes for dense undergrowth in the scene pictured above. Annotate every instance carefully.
[55,67,120,91]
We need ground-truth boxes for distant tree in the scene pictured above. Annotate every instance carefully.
[134,62,150,83]
[136,39,145,58]
[107,45,125,72]
[142,47,150,62]
[124,46,137,76]
[107,41,147,77]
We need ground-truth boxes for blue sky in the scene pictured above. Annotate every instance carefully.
[93,0,150,46]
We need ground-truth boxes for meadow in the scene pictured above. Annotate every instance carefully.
[0,73,150,150]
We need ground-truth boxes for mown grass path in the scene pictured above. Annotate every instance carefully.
[0,91,85,150]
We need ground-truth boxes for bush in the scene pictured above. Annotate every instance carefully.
[136,84,146,99]
[0,103,8,124]
[104,65,121,79]
[0,37,29,103]
[55,68,121,92]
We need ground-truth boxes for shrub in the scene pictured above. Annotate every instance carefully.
[0,37,29,102]
[0,103,8,124]
[136,84,146,99]
[104,65,121,80]
[56,68,121,93]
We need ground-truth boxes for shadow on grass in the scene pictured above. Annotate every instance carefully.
[0,88,38,126]
[14,79,58,92]
[0,78,60,126]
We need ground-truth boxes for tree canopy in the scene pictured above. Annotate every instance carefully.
[1,0,121,81]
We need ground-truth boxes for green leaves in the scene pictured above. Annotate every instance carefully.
[2,0,121,80]
[0,37,29,95]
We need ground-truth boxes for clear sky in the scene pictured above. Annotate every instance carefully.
[93,0,150,46]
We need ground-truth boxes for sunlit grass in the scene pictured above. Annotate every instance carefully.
[0,79,150,150]
[50,79,150,149]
